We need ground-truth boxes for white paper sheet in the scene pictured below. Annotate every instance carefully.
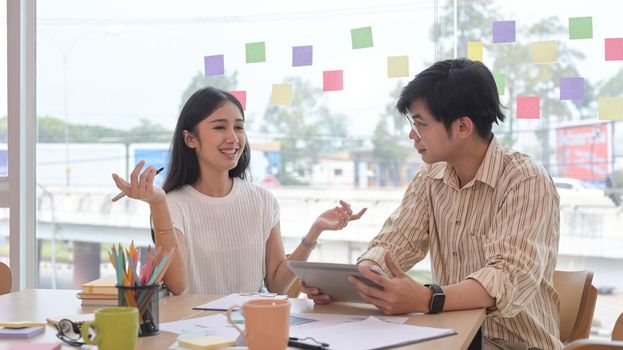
[289,316,455,350]
[159,313,240,339]
[192,293,288,311]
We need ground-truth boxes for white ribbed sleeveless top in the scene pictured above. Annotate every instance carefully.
[166,178,279,294]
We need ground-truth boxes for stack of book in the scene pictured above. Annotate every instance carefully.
[76,275,118,306]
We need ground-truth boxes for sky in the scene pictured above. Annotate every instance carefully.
[0,0,621,138]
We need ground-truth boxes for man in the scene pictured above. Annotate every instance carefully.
[302,58,562,350]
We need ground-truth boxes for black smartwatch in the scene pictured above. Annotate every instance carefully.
[424,283,445,314]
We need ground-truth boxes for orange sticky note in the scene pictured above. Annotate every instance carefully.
[387,56,409,78]
[531,41,557,64]
[467,41,483,61]
[271,84,293,105]
[599,97,623,120]
[516,96,540,119]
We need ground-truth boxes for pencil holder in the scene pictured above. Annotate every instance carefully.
[116,284,160,337]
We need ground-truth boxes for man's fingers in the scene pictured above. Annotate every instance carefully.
[357,265,388,287]
[349,275,385,300]
[384,250,406,278]
[352,283,390,309]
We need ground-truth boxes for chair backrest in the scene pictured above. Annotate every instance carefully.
[0,261,12,295]
[613,312,623,341]
[554,270,598,344]
[564,339,623,350]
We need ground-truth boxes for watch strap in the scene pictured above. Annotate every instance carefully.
[424,283,445,314]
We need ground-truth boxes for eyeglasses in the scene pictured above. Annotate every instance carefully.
[405,115,424,140]
[55,319,88,347]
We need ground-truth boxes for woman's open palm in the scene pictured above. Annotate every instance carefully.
[313,200,366,231]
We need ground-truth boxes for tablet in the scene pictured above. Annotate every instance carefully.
[286,261,386,303]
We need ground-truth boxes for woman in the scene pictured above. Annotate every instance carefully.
[112,87,365,295]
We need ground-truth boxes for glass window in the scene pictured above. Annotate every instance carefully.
[33,0,622,339]
[35,1,435,288]
[460,0,622,338]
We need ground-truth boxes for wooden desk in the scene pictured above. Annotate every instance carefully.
[0,290,485,350]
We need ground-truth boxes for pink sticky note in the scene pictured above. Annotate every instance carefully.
[229,90,247,110]
[605,38,623,61]
[323,70,343,91]
[516,96,540,119]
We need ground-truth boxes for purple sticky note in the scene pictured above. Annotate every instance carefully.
[204,54,225,76]
[492,21,516,43]
[292,45,313,67]
[560,77,584,100]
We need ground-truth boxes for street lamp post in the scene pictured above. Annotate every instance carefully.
[41,26,123,186]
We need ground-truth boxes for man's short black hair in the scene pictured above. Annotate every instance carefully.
[396,58,506,139]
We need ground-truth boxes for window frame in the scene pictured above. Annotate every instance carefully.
[4,0,37,290]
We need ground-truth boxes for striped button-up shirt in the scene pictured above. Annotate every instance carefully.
[359,137,562,350]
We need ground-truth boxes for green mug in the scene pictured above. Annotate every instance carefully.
[81,307,139,350]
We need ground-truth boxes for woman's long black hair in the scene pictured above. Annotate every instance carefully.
[162,87,250,193]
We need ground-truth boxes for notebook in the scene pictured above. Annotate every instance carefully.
[9,344,61,350]
[0,326,45,339]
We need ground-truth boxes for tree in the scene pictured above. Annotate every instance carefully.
[179,71,239,112]
[261,77,348,185]
[372,81,408,186]
[432,1,590,173]
[597,68,623,97]
[34,116,171,143]
[491,17,589,171]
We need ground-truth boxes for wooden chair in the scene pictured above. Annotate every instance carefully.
[553,270,598,344]
[564,339,623,350]
[563,311,623,349]
[0,261,12,295]
[613,312,623,342]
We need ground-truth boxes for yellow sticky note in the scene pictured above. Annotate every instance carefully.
[467,41,483,62]
[178,336,235,350]
[387,56,409,78]
[531,41,557,64]
[0,321,47,328]
[599,97,623,121]
[271,84,293,106]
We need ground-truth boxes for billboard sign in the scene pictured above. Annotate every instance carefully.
[556,123,610,181]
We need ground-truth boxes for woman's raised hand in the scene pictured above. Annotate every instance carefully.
[111,160,166,205]
[312,200,366,232]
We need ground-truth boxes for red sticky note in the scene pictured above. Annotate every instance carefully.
[516,96,540,119]
[323,70,343,91]
[229,90,246,110]
[605,38,623,61]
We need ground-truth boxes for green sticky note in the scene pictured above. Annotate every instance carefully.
[569,17,593,39]
[493,73,506,96]
[246,42,266,63]
[351,26,373,49]
[599,97,623,121]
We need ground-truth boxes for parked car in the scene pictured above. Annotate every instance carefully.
[552,177,616,208]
